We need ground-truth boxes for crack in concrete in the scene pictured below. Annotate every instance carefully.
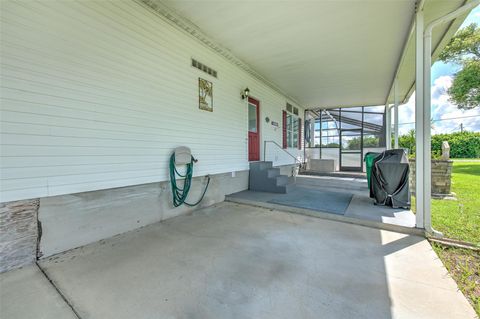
[36,263,82,319]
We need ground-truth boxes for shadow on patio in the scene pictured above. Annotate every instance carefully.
[2,202,474,318]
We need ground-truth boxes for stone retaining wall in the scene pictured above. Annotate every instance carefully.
[409,159,453,198]
[0,199,39,273]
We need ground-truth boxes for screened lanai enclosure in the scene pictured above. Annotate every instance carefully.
[305,106,387,172]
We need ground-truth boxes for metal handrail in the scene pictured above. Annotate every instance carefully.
[263,140,302,167]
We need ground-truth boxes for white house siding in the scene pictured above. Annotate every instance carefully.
[0,0,304,203]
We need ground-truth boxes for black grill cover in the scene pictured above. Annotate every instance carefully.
[370,149,410,209]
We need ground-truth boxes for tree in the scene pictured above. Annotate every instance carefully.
[398,129,416,154]
[345,136,379,150]
[447,60,480,109]
[397,130,480,158]
[438,23,480,110]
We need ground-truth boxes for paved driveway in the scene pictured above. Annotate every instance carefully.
[1,202,476,318]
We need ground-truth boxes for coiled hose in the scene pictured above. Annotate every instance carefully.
[169,153,210,207]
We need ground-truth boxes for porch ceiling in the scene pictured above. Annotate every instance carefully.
[156,0,471,109]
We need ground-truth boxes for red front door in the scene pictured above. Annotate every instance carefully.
[248,97,260,161]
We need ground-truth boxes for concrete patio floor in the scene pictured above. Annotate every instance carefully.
[0,265,77,319]
[1,202,475,319]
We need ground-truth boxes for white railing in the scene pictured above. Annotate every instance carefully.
[263,140,303,180]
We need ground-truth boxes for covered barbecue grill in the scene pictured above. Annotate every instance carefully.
[370,149,410,209]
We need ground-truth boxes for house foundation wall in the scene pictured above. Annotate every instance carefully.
[38,171,248,258]
[1,171,248,271]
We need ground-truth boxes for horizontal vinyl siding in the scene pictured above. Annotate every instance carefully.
[0,0,304,202]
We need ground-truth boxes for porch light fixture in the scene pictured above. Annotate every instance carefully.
[241,87,250,100]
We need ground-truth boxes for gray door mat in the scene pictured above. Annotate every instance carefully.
[267,187,353,215]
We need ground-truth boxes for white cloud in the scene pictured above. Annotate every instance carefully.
[397,75,480,135]
[431,76,480,134]
[460,5,480,27]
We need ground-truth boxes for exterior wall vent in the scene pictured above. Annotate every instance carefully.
[191,58,217,78]
[286,103,298,115]
[286,103,293,113]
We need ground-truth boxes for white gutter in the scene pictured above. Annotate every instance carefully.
[421,0,479,236]
[385,0,426,106]
[394,79,399,148]
[415,6,425,229]
[385,103,392,150]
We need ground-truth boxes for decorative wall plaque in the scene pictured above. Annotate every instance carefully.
[198,78,213,112]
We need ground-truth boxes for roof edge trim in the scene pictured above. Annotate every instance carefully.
[136,0,303,107]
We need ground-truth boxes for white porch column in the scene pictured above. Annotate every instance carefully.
[421,0,479,234]
[385,104,391,150]
[422,23,433,235]
[415,6,425,229]
[394,80,399,149]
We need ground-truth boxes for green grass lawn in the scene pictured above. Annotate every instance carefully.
[431,161,480,245]
[412,161,480,244]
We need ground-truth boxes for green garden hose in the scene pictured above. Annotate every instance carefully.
[169,153,210,207]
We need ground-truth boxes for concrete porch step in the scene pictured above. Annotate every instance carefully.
[276,175,288,186]
[267,168,280,178]
[249,161,290,194]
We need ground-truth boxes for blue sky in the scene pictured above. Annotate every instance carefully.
[397,5,480,135]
